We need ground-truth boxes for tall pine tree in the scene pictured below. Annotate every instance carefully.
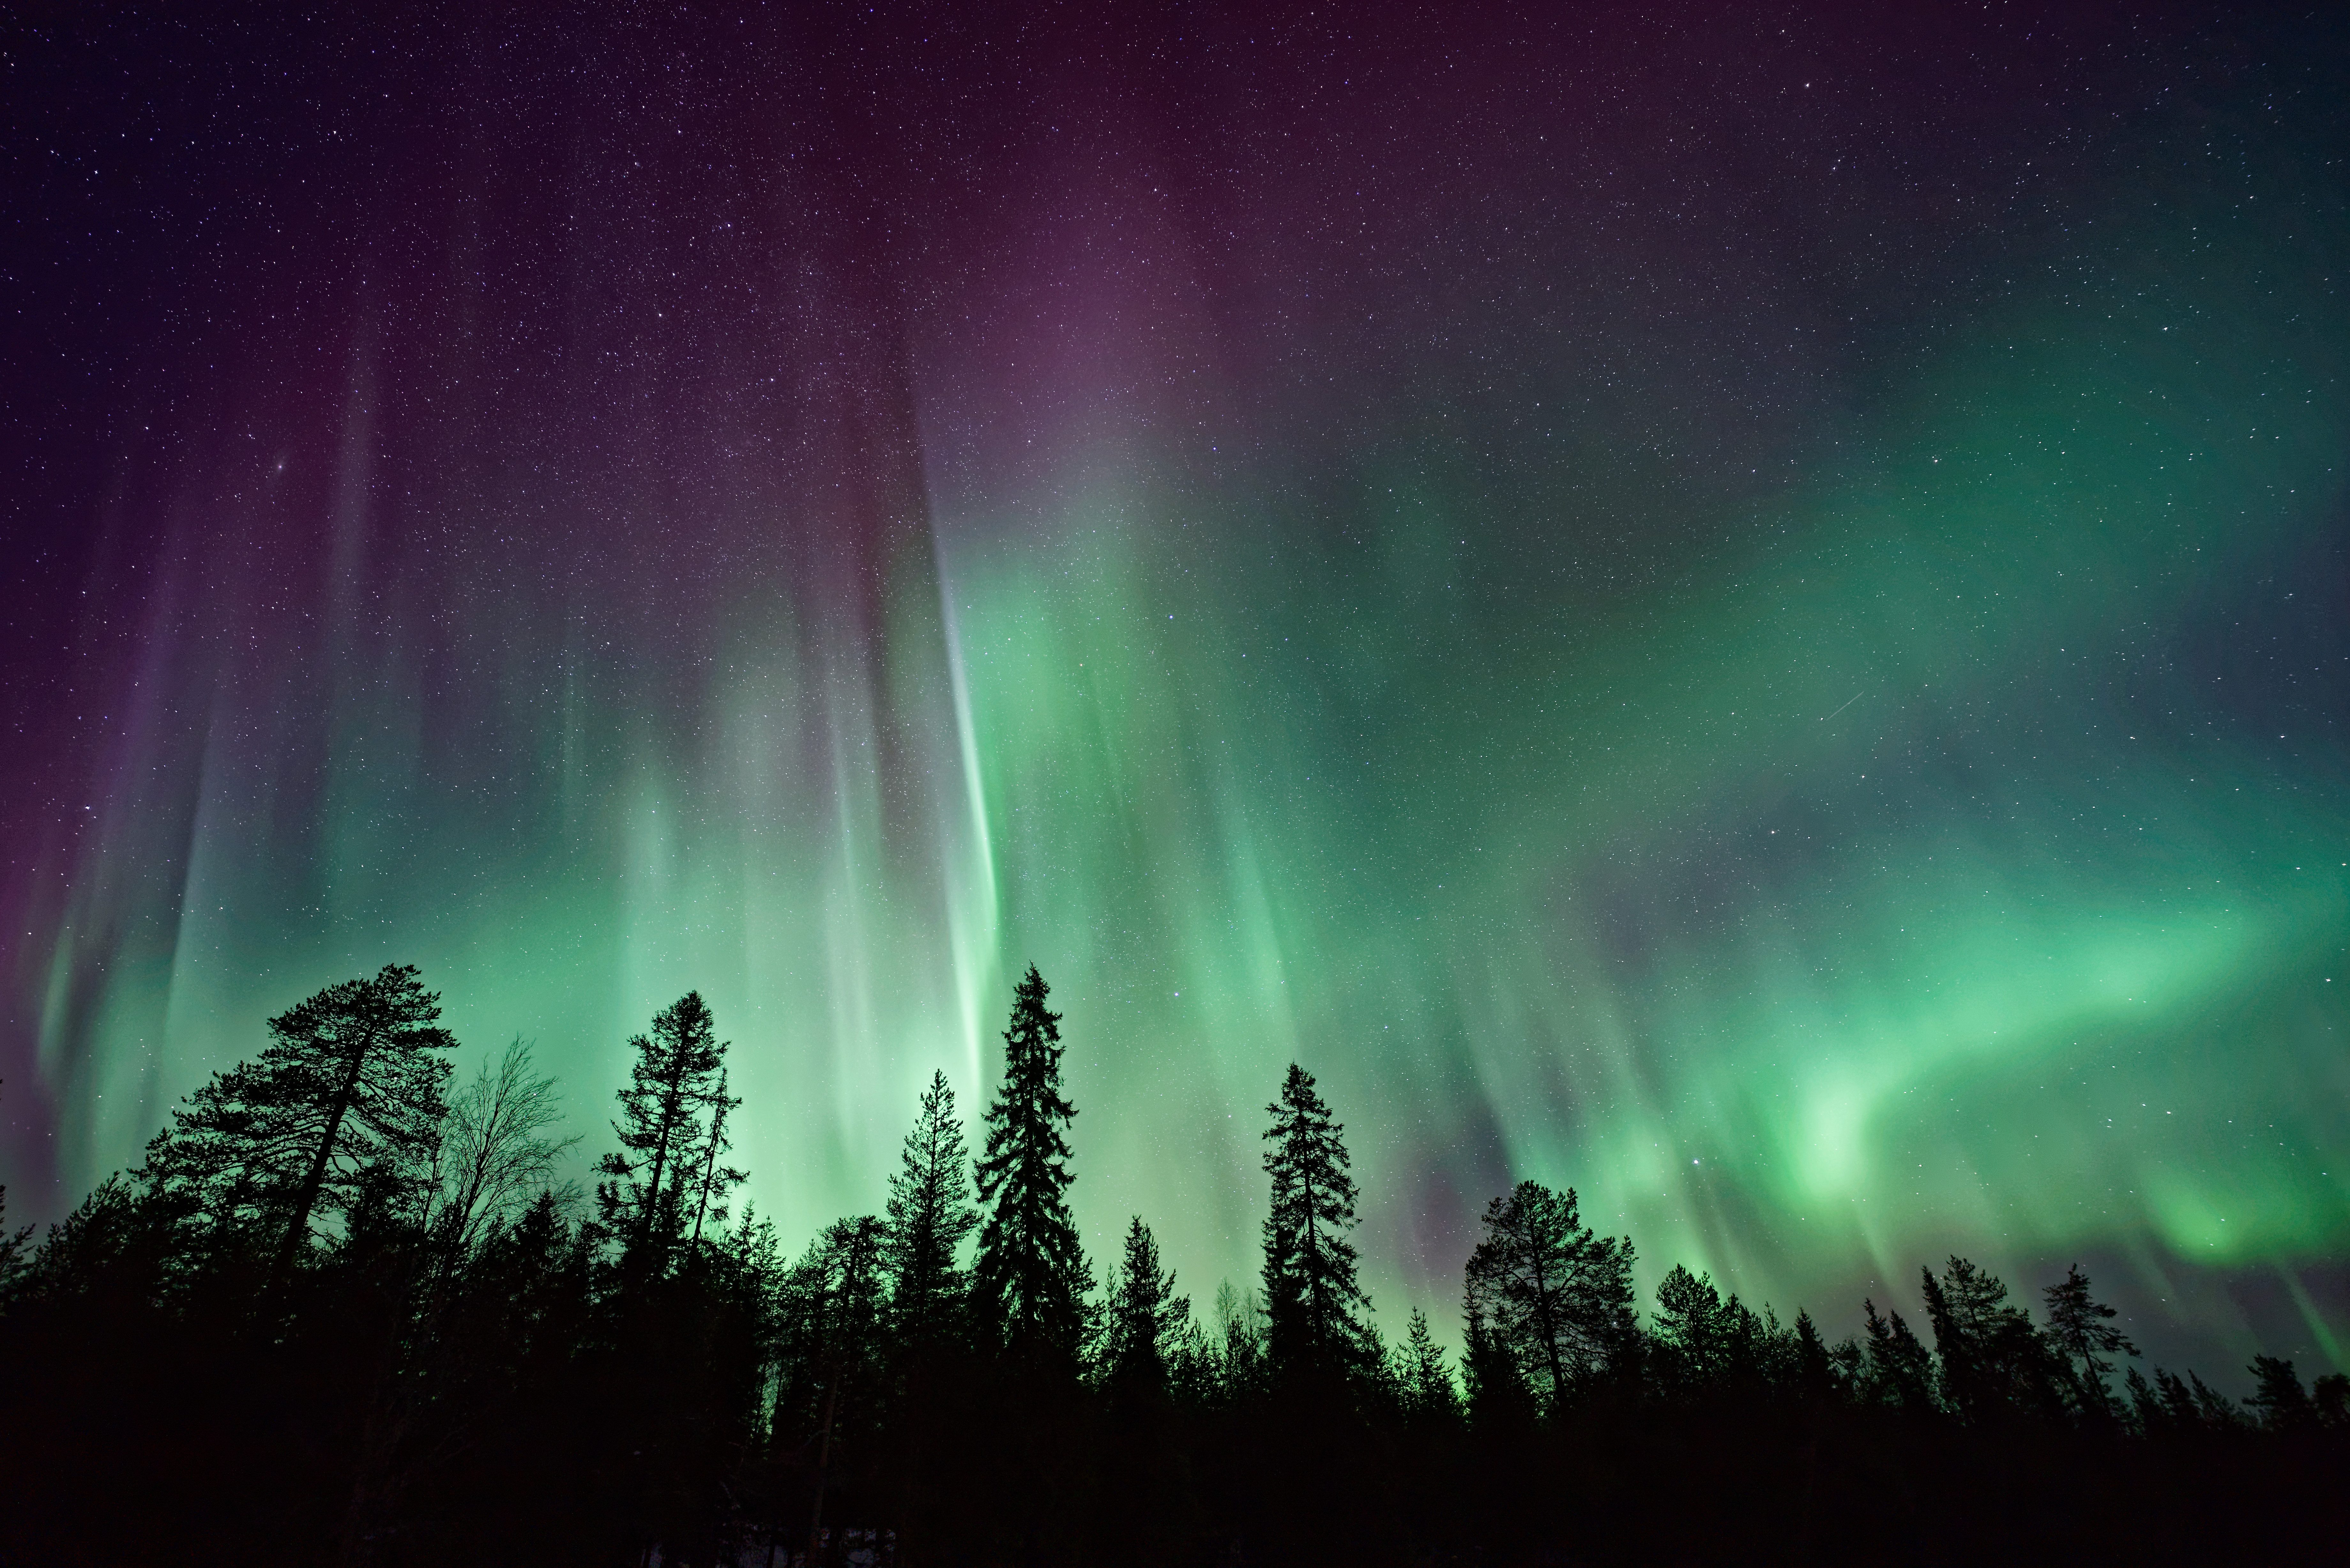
[2041,1263,2137,1414]
[883,1069,980,1348]
[142,963,457,1283]
[1260,1063,1373,1378]
[972,967,1089,1358]
[596,992,730,1272]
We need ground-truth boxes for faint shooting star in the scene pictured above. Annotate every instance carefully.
[1820,691,1864,722]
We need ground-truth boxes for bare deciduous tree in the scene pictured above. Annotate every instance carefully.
[432,1037,577,1257]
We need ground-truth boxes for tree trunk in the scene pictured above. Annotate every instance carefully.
[1528,1247,1566,1406]
[272,1024,379,1287]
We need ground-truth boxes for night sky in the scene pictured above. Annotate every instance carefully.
[5,3,2347,1381]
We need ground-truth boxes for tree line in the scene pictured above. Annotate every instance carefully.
[1,962,2342,1566]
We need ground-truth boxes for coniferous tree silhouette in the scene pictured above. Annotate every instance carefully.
[1102,1215,1188,1401]
[2246,1354,2314,1431]
[1398,1307,1461,1421]
[971,966,1089,1359]
[2189,1368,2250,1429]
[875,1071,981,1559]
[1792,1308,1836,1396]
[774,1216,888,1555]
[1260,1062,1373,1380]
[1921,1257,2068,1419]
[2122,1364,2169,1435]
[19,960,2350,1566]
[1861,1298,1938,1410]
[685,1067,746,1249]
[141,964,457,1285]
[595,992,729,1273]
[1652,1262,1748,1396]
[1093,1216,1196,1565]
[1462,1180,1638,1413]
[1210,1279,1269,1403]
[1462,1294,1536,1434]
[883,1068,980,1349]
[2040,1263,2137,1415]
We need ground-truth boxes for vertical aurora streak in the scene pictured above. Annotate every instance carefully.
[3,4,2346,1379]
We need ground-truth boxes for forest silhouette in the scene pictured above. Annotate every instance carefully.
[1,964,2342,1565]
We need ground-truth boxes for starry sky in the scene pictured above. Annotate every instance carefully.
[4,3,2346,1378]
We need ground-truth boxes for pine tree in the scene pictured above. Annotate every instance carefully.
[972,967,1089,1357]
[1652,1263,1731,1394]
[685,1068,746,1249]
[595,992,729,1272]
[883,1070,980,1348]
[2246,1354,2314,1431]
[2040,1263,2137,1414]
[1102,1216,1188,1400]
[1462,1180,1637,1413]
[141,964,457,1283]
[1260,1063,1373,1378]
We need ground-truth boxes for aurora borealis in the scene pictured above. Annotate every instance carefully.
[4,4,2346,1381]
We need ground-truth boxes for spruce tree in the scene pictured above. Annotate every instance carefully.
[1861,1298,1937,1410]
[142,964,457,1282]
[1461,1297,1535,1432]
[1792,1308,1835,1396]
[1260,1063,1373,1378]
[595,992,729,1271]
[972,966,1089,1357]
[1398,1308,1460,1420]
[775,1216,890,1447]
[883,1069,980,1348]
[2040,1263,2136,1414]
[1462,1180,1637,1412]
[1102,1215,1188,1399]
